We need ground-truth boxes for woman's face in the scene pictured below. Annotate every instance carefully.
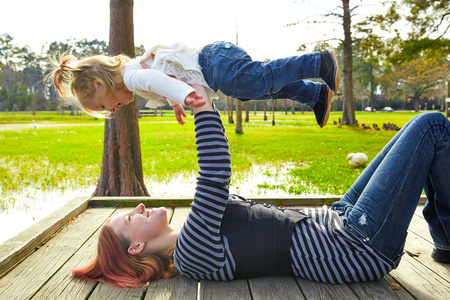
[110,203,170,252]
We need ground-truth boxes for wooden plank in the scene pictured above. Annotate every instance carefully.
[89,282,145,299]
[0,207,113,299]
[296,277,358,300]
[414,206,425,220]
[33,208,121,299]
[404,214,450,284]
[199,280,251,300]
[382,275,416,300]
[88,196,343,208]
[389,253,450,299]
[170,206,191,231]
[88,195,427,208]
[349,278,414,300]
[144,206,198,300]
[145,277,198,300]
[0,196,90,275]
[411,206,432,242]
[249,276,304,300]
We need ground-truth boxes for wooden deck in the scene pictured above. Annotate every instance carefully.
[0,196,449,300]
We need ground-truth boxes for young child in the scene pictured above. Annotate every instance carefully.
[48,41,339,127]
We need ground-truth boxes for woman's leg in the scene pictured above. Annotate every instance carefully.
[334,114,422,208]
[332,112,450,264]
[198,41,335,108]
[422,120,450,255]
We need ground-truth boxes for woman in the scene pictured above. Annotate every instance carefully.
[72,96,450,288]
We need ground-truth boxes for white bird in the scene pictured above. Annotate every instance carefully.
[347,153,368,168]
[32,120,37,129]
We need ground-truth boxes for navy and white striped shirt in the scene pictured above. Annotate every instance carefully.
[173,111,394,283]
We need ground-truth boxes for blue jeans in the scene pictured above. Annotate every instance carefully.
[331,112,450,265]
[198,41,322,108]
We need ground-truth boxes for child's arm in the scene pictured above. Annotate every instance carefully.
[171,87,207,125]
[185,91,205,107]
[172,104,187,125]
[126,68,200,107]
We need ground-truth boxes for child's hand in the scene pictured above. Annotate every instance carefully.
[185,91,206,107]
[173,103,187,125]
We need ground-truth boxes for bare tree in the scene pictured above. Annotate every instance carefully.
[263,101,267,121]
[227,96,234,124]
[271,99,276,126]
[93,0,149,196]
[245,101,250,122]
[341,0,356,125]
[235,100,243,133]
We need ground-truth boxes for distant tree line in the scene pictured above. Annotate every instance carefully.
[1,0,449,116]
[0,35,146,114]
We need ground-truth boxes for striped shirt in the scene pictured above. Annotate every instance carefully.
[291,207,394,283]
[173,111,395,283]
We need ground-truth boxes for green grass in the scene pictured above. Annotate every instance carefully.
[0,110,428,208]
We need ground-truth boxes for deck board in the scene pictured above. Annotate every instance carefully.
[0,207,113,299]
[200,280,251,300]
[0,200,448,300]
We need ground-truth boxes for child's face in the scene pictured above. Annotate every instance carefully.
[83,80,134,113]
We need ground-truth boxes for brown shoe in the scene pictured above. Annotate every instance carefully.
[320,49,340,92]
[313,84,333,128]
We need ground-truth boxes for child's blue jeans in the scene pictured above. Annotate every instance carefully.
[331,112,450,266]
[198,41,322,108]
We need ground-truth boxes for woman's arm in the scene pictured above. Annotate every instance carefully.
[174,91,234,279]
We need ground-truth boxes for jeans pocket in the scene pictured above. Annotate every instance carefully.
[219,43,248,60]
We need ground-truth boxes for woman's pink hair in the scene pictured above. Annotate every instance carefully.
[72,221,178,287]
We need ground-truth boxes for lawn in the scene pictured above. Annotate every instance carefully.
[0,110,427,209]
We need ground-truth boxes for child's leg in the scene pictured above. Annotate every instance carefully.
[199,42,327,108]
[332,112,450,264]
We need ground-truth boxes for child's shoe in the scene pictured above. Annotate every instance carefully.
[320,49,339,92]
[431,247,450,264]
[314,84,333,128]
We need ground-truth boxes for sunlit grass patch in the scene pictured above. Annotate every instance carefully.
[0,110,428,203]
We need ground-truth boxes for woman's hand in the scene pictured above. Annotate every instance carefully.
[173,103,187,125]
[185,91,206,107]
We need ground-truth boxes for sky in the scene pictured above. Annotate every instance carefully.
[2,0,385,60]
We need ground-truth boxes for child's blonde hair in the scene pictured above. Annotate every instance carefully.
[46,53,131,117]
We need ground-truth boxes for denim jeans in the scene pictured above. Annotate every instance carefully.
[198,41,322,108]
[332,112,450,265]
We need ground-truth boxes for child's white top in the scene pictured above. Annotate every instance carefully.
[122,43,210,108]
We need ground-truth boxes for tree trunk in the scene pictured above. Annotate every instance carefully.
[369,64,375,111]
[245,101,250,122]
[235,100,243,133]
[227,96,234,124]
[93,0,149,196]
[341,0,356,125]
[272,99,276,126]
[263,101,267,121]
[414,97,420,111]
